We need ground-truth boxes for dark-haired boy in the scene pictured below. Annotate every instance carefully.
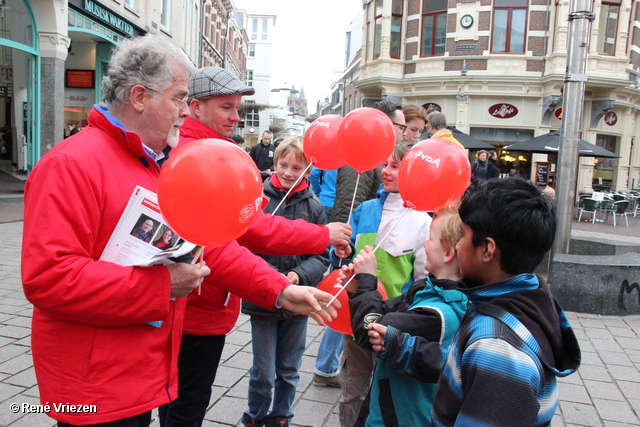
[368,178,581,426]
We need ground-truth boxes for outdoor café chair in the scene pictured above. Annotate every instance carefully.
[604,200,630,227]
[577,198,599,224]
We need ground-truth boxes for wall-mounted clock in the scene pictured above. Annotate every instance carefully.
[460,14,474,29]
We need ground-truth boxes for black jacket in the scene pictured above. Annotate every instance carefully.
[249,141,275,175]
[471,159,488,183]
[241,178,330,319]
[487,158,500,179]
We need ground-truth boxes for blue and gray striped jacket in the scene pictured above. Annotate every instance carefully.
[431,274,581,427]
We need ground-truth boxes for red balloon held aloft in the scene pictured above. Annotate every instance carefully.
[398,138,471,212]
[317,269,388,335]
[304,115,346,170]
[338,107,395,173]
[158,139,263,246]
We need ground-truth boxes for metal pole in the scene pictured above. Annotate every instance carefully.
[553,0,594,256]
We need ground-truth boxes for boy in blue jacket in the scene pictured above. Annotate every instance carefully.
[367,178,581,426]
[341,204,468,426]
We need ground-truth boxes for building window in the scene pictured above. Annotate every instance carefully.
[161,0,170,29]
[250,17,269,41]
[248,43,255,57]
[374,0,383,59]
[390,0,403,58]
[365,2,373,60]
[246,107,259,127]
[491,0,527,53]
[597,0,620,54]
[251,18,258,40]
[125,0,134,8]
[247,70,253,87]
[594,133,618,184]
[421,0,447,56]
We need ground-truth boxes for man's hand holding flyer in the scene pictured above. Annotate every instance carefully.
[100,186,203,326]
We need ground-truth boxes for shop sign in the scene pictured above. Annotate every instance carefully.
[65,88,95,107]
[489,103,518,119]
[421,102,441,112]
[84,0,134,36]
[249,127,256,133]
[66,70,94,88]
[604,111,617,126]
[554,107,563,120]
[0,67,11,84]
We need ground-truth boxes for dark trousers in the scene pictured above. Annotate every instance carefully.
[158,334,226,427]
[58,411,151,427]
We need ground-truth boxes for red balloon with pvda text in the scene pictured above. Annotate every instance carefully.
[338,108,395,173]
[303,115,346,171]
[398,138,471,212]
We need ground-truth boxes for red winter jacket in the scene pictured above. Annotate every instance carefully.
[21,107,289,425]
[177,117,330,335]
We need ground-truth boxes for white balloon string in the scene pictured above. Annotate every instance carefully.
[338,172,361,268]
[326,206,410,307]
[345,172,361,227]
[271,162,314,216]
[197,247,205,296]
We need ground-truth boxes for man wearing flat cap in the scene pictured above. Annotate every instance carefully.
[159,67,353,427]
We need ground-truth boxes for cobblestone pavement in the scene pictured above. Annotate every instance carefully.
[0,221,639,426]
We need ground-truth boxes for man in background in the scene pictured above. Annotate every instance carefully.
[427,111,464,151]
[250,130,275,180]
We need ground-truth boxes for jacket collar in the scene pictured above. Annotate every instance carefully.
[179,116,233,143]
[89,105,160,170]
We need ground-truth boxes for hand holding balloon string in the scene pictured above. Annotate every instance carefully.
[326,206,410,308]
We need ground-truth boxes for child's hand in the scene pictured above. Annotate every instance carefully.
[334,243,352,259]
[368,323,388,353]
[287,271,300,285]
[337,264,355,285]
[353,246,377,276]
[337,263,361,294]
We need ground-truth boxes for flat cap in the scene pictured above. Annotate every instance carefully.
[188,67,255,101]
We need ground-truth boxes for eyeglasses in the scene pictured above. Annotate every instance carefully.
[147,87,189,107]
[393,122,408,132]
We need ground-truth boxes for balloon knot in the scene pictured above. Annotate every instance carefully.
[310,157,318,164]
[403,201,416,209]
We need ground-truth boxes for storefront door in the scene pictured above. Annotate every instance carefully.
[0,0,39,174]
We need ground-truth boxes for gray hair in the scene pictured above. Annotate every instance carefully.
[102,35,195,108]
[427,111,448,130]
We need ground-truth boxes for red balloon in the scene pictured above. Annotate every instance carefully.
[318,269,388,335]
[158,139,263,246]
[304,115,346,170]
[398,138,471,212]
[338,107,395,173]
